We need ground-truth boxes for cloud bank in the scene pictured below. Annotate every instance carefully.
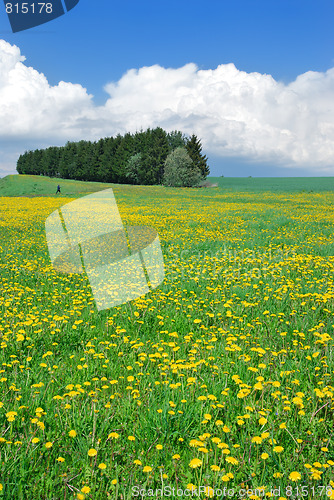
[1,39,334,174]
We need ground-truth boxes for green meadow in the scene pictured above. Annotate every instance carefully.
[0,175,333,499]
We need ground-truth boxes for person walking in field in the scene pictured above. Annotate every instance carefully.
[56,184,61,194]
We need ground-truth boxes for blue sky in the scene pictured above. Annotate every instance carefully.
[0,0,334,177]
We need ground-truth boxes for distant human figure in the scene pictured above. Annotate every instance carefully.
[56,184,61,194]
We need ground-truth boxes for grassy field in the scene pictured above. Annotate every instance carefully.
[2,174,334,197]
[210,177,334,193]
[0,175,334,499]
[0,175,114,197]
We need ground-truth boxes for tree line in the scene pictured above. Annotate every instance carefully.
[16,128,210,186]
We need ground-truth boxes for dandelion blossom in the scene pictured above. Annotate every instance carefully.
[289,471,301,482]
[108,432,119,439]
[189,458,202,468]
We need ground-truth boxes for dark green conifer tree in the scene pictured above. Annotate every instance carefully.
[59,142,78,179]
[167,130,187,151]
[185,134,210,178]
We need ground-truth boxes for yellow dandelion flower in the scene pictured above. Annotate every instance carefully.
[68,430,77,438]
[98,463,107,470]
[217,442,229,449]
[198,447,209,453]
[204,486,214,498]
[189,458,202,468]
[289,471,301,481]
[88,448,97,457]
[254,382,264,390]
[108,432,120,439]
[143,466,152,473]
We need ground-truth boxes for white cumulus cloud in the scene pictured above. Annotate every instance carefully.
[0,39,93,139]
[1,39,334,175]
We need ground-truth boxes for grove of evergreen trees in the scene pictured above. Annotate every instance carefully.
[16,128,210,186]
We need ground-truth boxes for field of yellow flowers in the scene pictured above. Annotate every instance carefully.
[0,184,334,499]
